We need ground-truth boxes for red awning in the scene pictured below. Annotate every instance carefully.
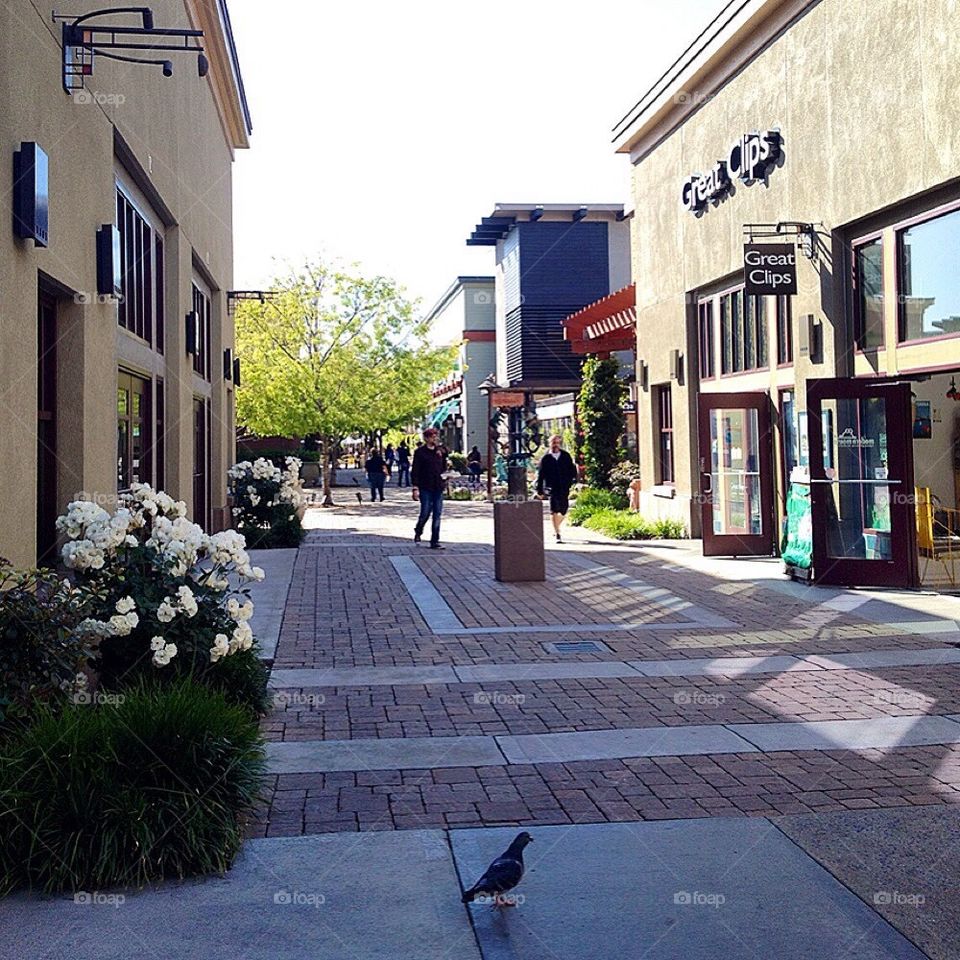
[563,283,636,355]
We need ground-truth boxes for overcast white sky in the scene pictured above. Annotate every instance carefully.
[229,0,720,317]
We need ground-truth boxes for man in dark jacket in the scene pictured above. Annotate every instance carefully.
[396,442,411,487]
[364,447,387,502]
[536,434,578,543]
[411,427,447,548]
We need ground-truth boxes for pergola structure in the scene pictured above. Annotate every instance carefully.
[562,283,636,356]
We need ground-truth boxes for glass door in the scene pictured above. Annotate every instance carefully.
[806,378,916,587]
[698,392,775,556]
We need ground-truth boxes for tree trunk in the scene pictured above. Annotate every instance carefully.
[321,436,334,507]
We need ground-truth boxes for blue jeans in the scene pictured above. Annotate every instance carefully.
[368,474,385,501]
[414,488,443,544]
[397,463,410,486]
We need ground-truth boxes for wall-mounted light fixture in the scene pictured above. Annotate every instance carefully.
[638,360,649,391]
[13,142,49,247]
[53,7,207,94]
[223,347,233,382]
[232,356,241,387]
[96,223,121,297]
[669,349,683,381]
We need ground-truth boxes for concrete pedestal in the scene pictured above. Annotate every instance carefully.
[493,500,545,582]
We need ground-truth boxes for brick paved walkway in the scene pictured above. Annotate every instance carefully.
[252,498,960,838]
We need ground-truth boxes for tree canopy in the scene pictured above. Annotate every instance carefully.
[235,260,457,502]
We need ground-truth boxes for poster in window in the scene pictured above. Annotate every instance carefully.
[913,400,932,439]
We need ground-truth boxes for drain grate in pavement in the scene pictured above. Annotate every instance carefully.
[543,639,612,655]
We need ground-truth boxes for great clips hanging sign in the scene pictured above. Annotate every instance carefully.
[743,243,797,296]
[681,130,783,215]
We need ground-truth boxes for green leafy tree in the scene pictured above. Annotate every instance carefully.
[235,260,456,505]
[577,355,627,488]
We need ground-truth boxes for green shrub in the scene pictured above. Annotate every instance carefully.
[608,460,639,501]
[0,561,99,725]
[446,487,473,501]
[228,457,306,549]
[0,679,265,894]
[581,509,687,541]
[583,509,654,540]
[448,452,467,474]
[568,488,629,525]
[205,646,272,715]
[652,517,687,539]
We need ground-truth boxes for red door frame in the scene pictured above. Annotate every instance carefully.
[698,391,775,557]
[806,377,917,588]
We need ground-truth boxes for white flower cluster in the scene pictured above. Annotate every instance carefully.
[229,457,304,515]
[76,596,139,638]
[157,585,199,623]
[57,484,263,583]
[150,636,178,667]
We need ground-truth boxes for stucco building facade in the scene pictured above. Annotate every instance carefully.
[0,0,250,568]
[615,0,960,588]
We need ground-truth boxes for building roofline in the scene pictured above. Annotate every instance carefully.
[611,0,814,159]
[466,203,627,246]
[185,0,252,150]
[423,276,495,325]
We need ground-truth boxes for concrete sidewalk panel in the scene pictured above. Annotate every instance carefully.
[0,832,480,960]
[271,665,459,688]
[631,654,811,677]
[266,735,506,773]
[496,724,758,765]
[450,819,925,960]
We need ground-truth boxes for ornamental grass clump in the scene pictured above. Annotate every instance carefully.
[568,488,629,526]
[0,679,265,894]
[228,456,305,548]
[56,484,269,712]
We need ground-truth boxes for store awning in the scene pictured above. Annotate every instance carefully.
[562,283,636,355]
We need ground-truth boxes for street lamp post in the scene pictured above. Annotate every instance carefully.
[478,374,498,503]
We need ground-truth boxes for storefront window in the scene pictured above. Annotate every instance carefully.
[854,238,884,349]
[719,287,766,373]
[697,299,714,379]
[654,384,674,484]
[776,295,793,365]
[117,370,151,490]
[898,206,960,342]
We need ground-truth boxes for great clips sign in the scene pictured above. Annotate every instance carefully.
[743,243,797,296]
[681,130,783,215]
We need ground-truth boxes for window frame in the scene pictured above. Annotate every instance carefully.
[697,298,715,380]
[894,200,960,346]
[776,294,793,366]
[115,180,164,349]
[851,232,885,352]
[117,369,152,492]
[654,383,675,485]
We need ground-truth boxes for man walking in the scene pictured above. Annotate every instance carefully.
[364,447,387,502]
[536,434,578,543]
[396,441,411,487]
[412,427,447,549]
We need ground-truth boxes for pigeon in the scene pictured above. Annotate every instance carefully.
[461,832,533,906]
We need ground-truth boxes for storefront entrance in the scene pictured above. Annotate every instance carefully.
[698,392,775,557]
[806,378,916,588]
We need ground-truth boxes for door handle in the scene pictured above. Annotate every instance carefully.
[701,473,713,496]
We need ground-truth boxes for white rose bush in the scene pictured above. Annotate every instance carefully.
[227,456,305,548]
[56,483,269,709]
